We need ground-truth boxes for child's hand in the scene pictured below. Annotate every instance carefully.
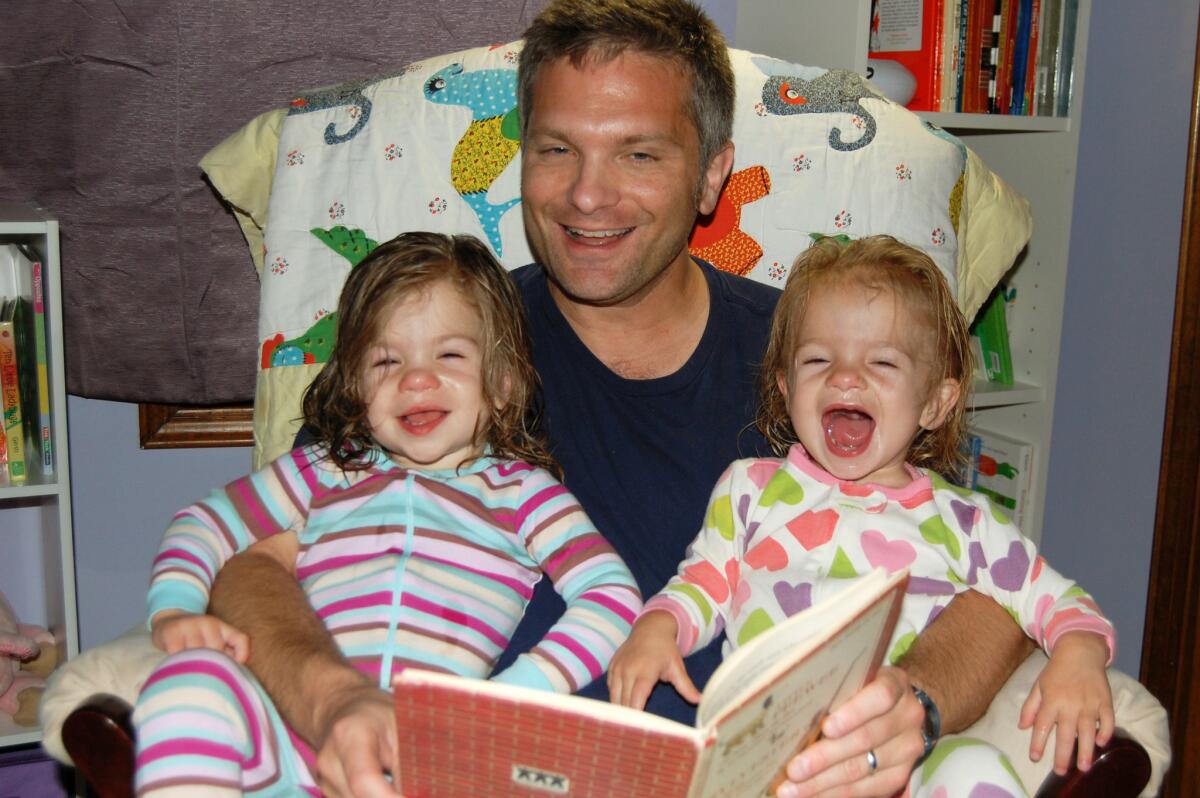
[151,609,250,663]
[1018,631,1114,775]
[607,611,700,710]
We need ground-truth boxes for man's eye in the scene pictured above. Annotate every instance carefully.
[629,151,655,162]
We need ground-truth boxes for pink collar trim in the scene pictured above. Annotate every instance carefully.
[786,444,931,501]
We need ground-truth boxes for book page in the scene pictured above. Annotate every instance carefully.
[698,568,902,725]
[674,568,906,798]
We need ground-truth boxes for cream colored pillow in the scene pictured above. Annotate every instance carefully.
[956,649,1170,796]
[199,107,286,278]
[38,625,165,765]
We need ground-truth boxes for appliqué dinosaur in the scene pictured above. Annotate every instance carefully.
[689,165,772,276]
[261,226,379,369]
[287,66,410,145]
[759,68,881,152]
[424,63,522,255]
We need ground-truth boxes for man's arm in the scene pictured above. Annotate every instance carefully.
[900,588,1035,732]
[775,590,1032,797]
[209,536,400,798]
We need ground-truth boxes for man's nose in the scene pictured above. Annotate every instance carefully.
[568,156,620,214]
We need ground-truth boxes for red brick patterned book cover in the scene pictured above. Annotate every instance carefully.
[395,568,907,798]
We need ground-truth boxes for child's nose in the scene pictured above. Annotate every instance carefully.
[828,363,865,390]
[398,365,439,391]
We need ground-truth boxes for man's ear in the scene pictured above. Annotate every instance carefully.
[698,141,735,216]
[920,378,961,430]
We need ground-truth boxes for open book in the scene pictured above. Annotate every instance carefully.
[393,567,908,798]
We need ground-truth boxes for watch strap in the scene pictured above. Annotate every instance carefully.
[911,685,941,763]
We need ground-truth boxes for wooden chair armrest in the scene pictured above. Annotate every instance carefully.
[60,693,136,798]
[1034,730,1152,798]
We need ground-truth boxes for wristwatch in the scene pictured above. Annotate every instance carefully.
[911,685,941,763]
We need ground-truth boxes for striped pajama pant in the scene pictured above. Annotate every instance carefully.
[133,649,322,797]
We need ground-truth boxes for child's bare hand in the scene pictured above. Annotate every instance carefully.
[607,611,700,710]
[1018,631,1114,774]
[151,609,250,663]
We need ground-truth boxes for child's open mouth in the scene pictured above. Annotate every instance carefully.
[823,408,874,457]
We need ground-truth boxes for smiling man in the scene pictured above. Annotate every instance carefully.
[204,2,1035,796]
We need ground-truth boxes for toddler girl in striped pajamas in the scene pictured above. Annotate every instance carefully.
[133,232,642,796]
[608,236,1116,798]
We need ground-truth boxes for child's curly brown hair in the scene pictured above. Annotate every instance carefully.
[302,231,557,475]
[756,235,973,478]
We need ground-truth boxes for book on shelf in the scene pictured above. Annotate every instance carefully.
[971,285,1014,385]
[1052,0,1079,117]
[1007,0,1037,114]
[0,243,50,482]
[393,567,909,798]
[30,260,54,476]
[992,0,1017,114]
[0,299,30,483]
[870,0,947,112]
[963,427,1035,529]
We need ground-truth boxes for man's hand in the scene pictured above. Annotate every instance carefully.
[150,609,249,663]
[1019,631,1114,775]
[313,682,402,798]
[775,667,924,798]
[607,611,701,710]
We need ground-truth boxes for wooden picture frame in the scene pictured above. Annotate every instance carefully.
[138,402,254,449]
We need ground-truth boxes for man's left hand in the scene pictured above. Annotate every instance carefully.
[775,666,925,798]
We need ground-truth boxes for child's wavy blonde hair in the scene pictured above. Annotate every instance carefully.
[302,231,557,475]
[756,235,973,478]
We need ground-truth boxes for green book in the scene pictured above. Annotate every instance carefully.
[971,287,1014,384]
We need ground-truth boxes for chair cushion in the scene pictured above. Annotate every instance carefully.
[957,649,1171,796]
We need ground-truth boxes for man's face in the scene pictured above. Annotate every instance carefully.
[520,51,731,307]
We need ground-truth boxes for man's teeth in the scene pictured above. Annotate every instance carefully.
[567,227,631,238]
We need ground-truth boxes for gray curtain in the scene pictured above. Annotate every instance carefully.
[0,0,544,404]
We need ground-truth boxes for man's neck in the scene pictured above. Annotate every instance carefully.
[550,259,710,380]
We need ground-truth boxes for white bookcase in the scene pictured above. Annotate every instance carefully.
[0,202,77,749]
[735,1,1092,544]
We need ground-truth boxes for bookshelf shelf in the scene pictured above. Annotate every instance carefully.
[970,380,1046,409]
[922,112,1071,133]
[736,1,1092,544]
[0,201,77,751]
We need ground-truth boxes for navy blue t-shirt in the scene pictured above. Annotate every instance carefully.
[494,260,779,724]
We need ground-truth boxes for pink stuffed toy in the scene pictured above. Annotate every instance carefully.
[0,588,56,726]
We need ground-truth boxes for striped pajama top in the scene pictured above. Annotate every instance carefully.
[147,444,642,694]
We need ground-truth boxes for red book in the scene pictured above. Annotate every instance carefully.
[1022,0,1043,114]
[871,0,946,111]
[394,568,908,798]
[962,0,992,112]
